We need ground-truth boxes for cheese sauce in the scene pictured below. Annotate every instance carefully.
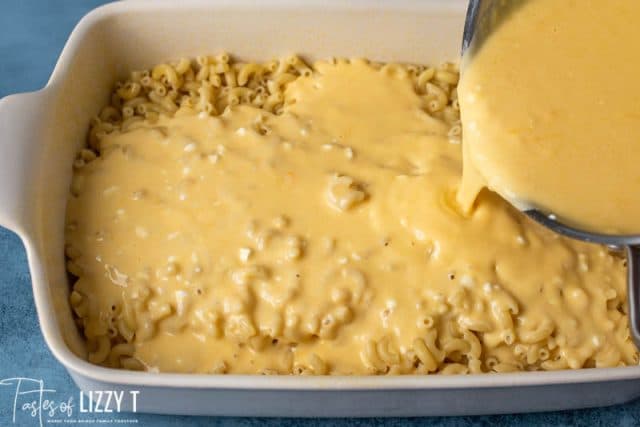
[66,59,637,374]
[458,0,640,234]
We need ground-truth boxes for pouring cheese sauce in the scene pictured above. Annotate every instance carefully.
[66,56,638,375]
[458,0,640,234]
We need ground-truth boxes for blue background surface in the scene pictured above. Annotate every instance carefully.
[0,1,639,426]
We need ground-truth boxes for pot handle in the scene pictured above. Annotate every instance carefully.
[0,91,46,234]
[626,245,640,349]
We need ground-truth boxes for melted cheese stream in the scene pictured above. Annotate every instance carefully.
[458,0,640,234]
[66,60,636,374]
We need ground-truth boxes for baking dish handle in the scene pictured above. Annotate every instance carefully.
[0,91,46,234]
[626,245,640,349]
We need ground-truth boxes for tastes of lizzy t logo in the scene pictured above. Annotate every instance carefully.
[0,377,139,426]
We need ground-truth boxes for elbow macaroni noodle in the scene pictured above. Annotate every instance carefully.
[65,53,639,375]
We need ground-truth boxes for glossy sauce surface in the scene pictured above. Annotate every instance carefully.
[66,59,637,374]
[458,0,640,234]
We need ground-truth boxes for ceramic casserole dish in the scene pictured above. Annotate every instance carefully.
[1,0,639,417]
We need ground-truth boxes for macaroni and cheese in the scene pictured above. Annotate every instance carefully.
[65,54,639,375]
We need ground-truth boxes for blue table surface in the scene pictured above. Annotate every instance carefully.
[1,1,639,426]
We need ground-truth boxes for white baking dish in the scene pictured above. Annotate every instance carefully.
[1,0,639,417]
